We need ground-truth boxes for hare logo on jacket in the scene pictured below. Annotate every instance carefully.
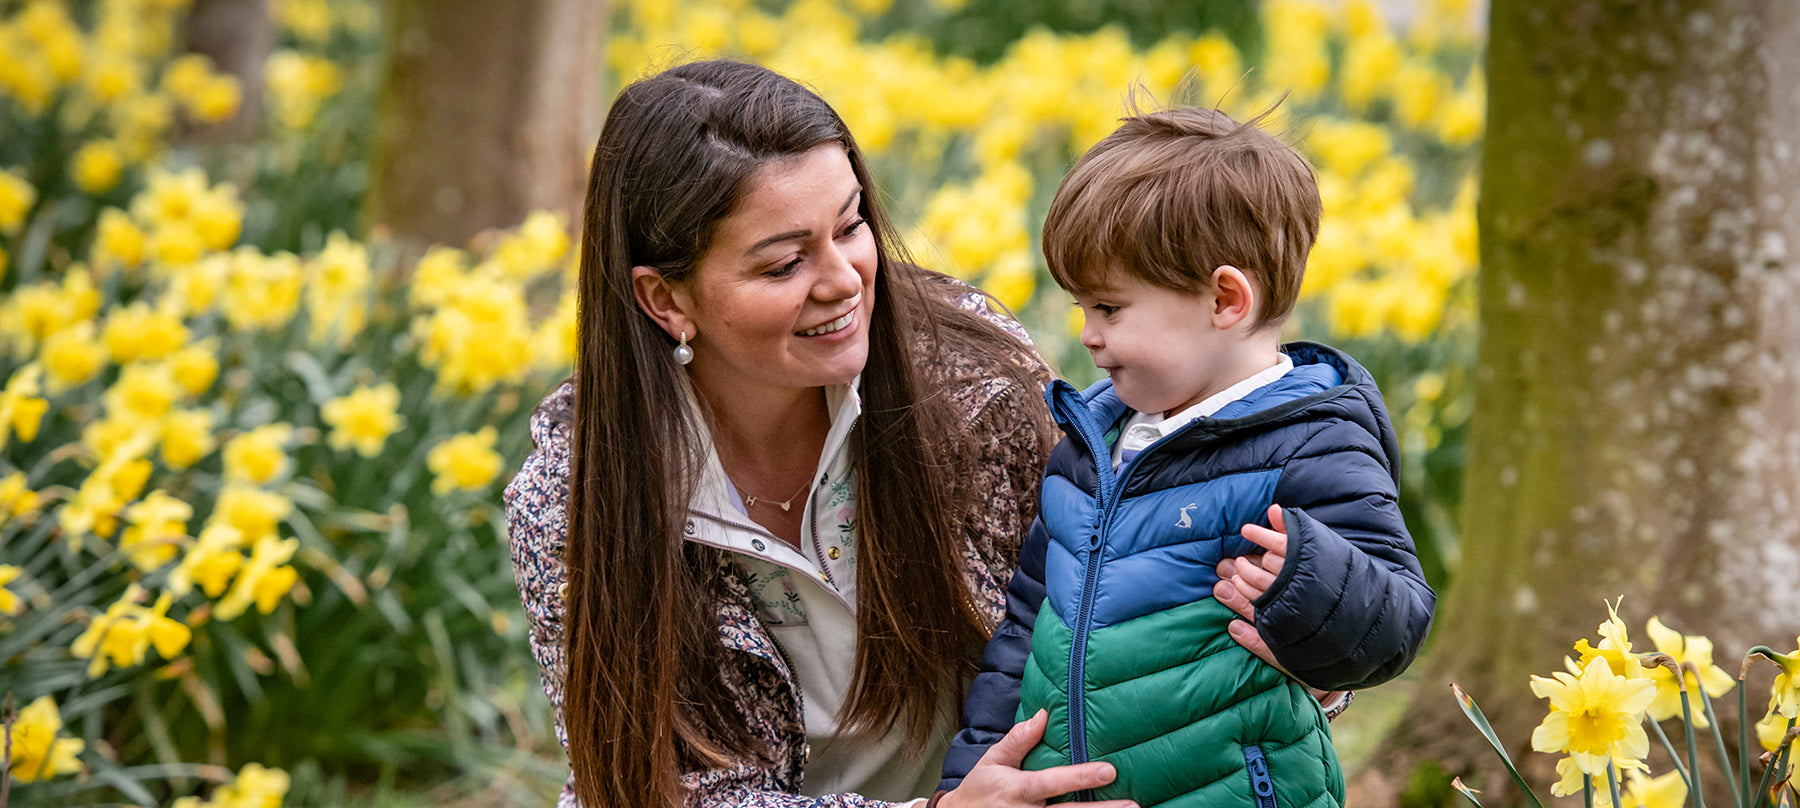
[1176,502,1198,529]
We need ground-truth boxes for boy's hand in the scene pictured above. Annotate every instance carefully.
[1229,504,1288,601]
[1214,506,1338,705]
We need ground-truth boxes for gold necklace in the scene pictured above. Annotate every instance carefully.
[733,475,811,512]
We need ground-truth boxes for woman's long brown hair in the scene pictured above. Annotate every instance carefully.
[563,60,1040,808]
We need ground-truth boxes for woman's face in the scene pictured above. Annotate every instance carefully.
[674,144,878,400]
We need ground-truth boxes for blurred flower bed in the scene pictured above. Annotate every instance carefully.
[0,0,1481,804]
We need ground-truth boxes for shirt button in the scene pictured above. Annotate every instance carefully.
[683,519,696,537]
[827,547,840,560]
[752,539,766,552]
[556,581,569,601]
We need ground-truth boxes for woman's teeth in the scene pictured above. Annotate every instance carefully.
[799,312,853,336]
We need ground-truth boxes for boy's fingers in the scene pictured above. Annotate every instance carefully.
[1241,523,1288,556]
[1232,561,1276,593]
[981,709,1046,767]
[1267,504,1286,534]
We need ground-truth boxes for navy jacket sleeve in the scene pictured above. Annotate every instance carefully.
[938,513,1050,791]
[1256,418,1436,691]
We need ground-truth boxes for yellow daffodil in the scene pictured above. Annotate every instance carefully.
[1573,598,1645,679]
[209,484,293,542]
[1769,641,1800,719]
[42,321,107,392]
[0,564,24,615]
[322,383,403,457]
[427,426,503,494]
[191,182,243,251]
[102,360,182,424]
[265,49,341,130]
[118,490,192,571]
[70,584,191,677]
[408,245,468,310]
[1,363,49,450]
[0,165,36,234]
[531,296,578,373]
[101,301,189,363]
[188,75,242,123]
[93,207,147,268]
[215,534,299,620]
[71,139,125,194]
[212,762,292,808]
[1624,768,1688,808]
[275,0,335,43]
[1641,617,1734,726]
[1,470,40,524]
[6,694,84,782]
[169,523,244,598]
[223,423,294,485]
[168,338,220,396]
[59,454,154,541]
[1550,755,1639,804]
[306,231,372,344]
[1757,709,1794,752]
[1531,656,1657,775]
[160,407,216,469]
[223,248,304,332]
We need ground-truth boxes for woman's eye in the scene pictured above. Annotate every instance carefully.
[768,257,802,277]
[838,218,868,239]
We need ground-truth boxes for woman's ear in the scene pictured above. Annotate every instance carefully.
[1210,265,1259,331]
[631,265,697,342]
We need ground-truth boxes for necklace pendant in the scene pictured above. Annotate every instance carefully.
[777,501,792,512]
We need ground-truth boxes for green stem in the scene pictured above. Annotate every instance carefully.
[1588,775,1597,808]
[1654,717,1696,789]
[1699,690,1741,807]
[1683,687,1708,808]
[1743,686,1753,808]
[1610,759,1626,808]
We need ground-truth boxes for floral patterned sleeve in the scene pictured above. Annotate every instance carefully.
[503,383,578,804]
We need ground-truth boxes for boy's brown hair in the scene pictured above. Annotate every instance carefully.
[1042,105,1322,327]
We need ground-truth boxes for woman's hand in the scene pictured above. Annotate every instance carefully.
[942,710,1137,808]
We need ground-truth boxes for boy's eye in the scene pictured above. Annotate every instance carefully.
[1091,304,1119,316]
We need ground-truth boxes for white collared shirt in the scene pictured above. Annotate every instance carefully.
[679,377,949,803]
[1111,353,1295,467]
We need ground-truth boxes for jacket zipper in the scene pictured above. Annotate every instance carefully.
[1244,745,1279,808]
[1050,387,1127,793]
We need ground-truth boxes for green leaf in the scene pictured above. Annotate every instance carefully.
[1451,684,1547,808]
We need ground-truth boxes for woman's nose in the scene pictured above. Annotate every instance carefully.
[814,244,863,300]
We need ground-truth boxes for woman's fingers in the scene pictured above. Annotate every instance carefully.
[1014,761,1120,803]
[980,709,1048,767]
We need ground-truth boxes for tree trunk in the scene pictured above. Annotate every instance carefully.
[368,0,604,248]
[1356,1,1800,804]
[184,0,271,139]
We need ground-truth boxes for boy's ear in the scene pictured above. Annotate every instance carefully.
[1211,265,1258,330]
[631,266,698,342]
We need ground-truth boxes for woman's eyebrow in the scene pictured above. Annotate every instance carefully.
[743,187,864,256]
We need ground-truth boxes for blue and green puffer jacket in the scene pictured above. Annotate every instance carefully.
[940,342,1436,808]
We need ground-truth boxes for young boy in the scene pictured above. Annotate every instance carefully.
[939,107,1436,808]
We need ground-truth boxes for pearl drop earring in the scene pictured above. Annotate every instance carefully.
[673,331,693,365]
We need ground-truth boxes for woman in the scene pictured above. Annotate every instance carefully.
[504,60,1133,807]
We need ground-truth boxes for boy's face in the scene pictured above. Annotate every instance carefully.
[1073,270,1244,417]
